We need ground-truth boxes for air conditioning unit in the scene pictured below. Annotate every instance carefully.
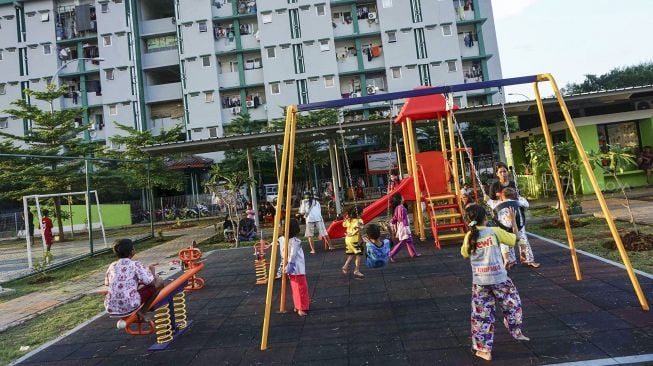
[350,92,360,98]
[88,122,96,131]
[246,100,255,107]
[366,85,378,95]
[368,12,377,20]
[232,106,241,114]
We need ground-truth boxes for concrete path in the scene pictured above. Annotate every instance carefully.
[0,225,217,332]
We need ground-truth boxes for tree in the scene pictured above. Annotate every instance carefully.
[205,164,254,247]
[0,84,98,239]
[99,122,185,192]
[563,62,653,95]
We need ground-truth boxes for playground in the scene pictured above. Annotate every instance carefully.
[4,74,653,365]
[12,232,653,365]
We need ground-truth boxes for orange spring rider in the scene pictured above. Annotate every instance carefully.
[178,241,205,291]
[253,238,271,285]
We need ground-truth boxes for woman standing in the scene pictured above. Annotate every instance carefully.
[487,162,517,201]
[299,192,334,253]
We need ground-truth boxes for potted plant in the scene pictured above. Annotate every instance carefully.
[565,196,583,215]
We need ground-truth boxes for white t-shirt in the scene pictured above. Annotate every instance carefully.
[461,227,516,285]
[299,199,323,223]
[280,236,305,275]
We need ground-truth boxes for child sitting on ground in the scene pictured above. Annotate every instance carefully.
[104,238,164,321]
[342,206,364,278]
[461,204,529,361]
[363,223,390,269]
[486,187,540,268]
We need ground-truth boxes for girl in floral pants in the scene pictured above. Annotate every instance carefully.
[462,204,530,361]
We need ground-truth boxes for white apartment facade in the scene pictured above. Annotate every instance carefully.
[0,0,502,145]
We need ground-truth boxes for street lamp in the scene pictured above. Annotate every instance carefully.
[507,93,531,101]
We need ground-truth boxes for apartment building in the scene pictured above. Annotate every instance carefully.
[0,0,501,145]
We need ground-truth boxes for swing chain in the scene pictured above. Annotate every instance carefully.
[337,110,359,211]
[498,88,519,189]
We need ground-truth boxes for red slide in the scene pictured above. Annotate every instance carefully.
[326,177,416,239]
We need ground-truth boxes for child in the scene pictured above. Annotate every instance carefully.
[460,188,474,209]
[486,187,540,268]
[364,223,390,268]
[104,239,164,321]
[246,203,256,221]
[283,219,310,316]
[461,204,529,361]
[388,193,420,261]
[341,206,364,278]
[41,209,54,252]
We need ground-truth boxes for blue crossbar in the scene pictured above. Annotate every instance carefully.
[297,75,539,112]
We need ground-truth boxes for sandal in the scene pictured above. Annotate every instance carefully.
[341,267,348,275]
[353,271,364,278]
[524,262,541,268]
[475,350,492,361]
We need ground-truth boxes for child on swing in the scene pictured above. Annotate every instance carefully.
[461,204,529,361]
[341,206,364,278]
[363,223,390,268]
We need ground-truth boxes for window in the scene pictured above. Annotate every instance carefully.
[198,21,207,32]
[205,91,214,102]
[101,3,109,13]
[103,35,112,46]
[387,31,396,43]
[410,0,422,23]
[270,82,280,94]
[418,64,431,86]
[41,12,49,22]
[266,47,276,58]
[43,44,51,54]
[0,83,5,94]
[289,9,301,39]
[414,28,427,59]
[292,44,305,73]
[296,79,309,104]
[447,60,457,72]
[105,69,114,80]
[145,35,177,53]
[319,39,329,51]
[202,55,211,67]
[316,4,325,16]
[109,104,118,115]
[0,50,3,61]
[442,24,452,36]
[324,75,334,88]
[382,0,393,8]
[597,121,641,153]
[208,127,218,138]
[262,13,272,24]
[288,0,298,3]
[391,67,401,79]
[0,118,7,129]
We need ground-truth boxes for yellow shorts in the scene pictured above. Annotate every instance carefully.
[345,236,363,255]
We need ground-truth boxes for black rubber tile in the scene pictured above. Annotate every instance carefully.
[407,347,476,366]
[584,328,653,357]
[190,346,246,365]
[525,335,607,363]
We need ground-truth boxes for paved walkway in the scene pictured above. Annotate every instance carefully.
[0,225,217,332]
[14,235,653,365]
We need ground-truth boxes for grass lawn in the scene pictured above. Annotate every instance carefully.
[0,295,104,365]
[528,216,653,274]
[0,235,179,304]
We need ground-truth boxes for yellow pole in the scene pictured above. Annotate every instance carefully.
[533,82,582,282]
[401,122,412,176]
[539,73,650,311]
[438,116,447,160]
[395,138,404,178]
[406,118,426,240]
[279,112,297,313]
[446,111,461,210]
[261,105,296,350]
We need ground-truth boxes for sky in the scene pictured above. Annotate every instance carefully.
[490,0,653,101]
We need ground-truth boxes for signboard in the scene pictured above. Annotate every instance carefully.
[365,151,398,174]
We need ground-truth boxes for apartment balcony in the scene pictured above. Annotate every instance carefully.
[244,68,263,85]
[142,48,179,69]
[86,92,103,106]
[240,33,259,49]
[333,21,354,38]
[150,117,183,132]
[141,17,176,37]
[357,19,380,34]
[218,71,240,89]
[213,2,234,18]
[336,55,358,74]
[247,103,267,121]
[215,38,237,53]
[58,59,102,77]
[363,52,384,70]
[146,82,182,103]
[458,35,479,58]
[221,107,242,124]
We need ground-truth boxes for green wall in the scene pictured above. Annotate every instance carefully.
[641,118,653,147]
[32,204,131,229]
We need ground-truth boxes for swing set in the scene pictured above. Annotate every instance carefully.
[260,74,649,351]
